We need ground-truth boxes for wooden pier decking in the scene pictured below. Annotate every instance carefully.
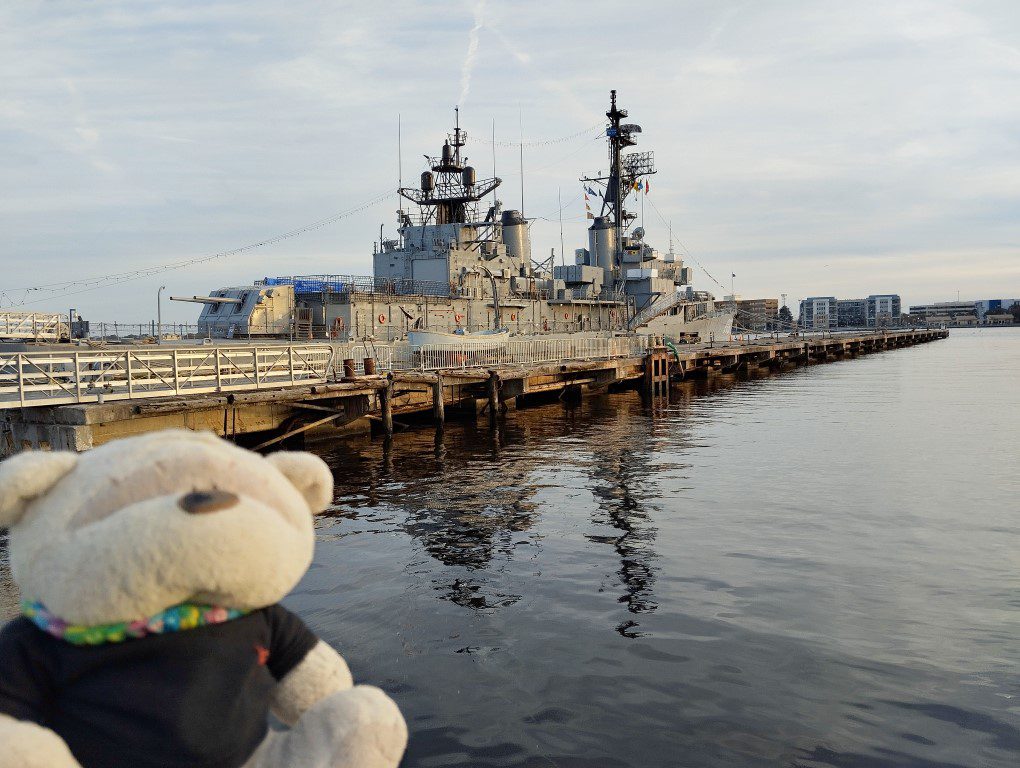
[1,329,948,455]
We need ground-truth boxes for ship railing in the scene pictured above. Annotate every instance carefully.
[0,344,334,409]
[412,335,654,372]
[0,311,69,342]
[260,275,453,298]
[84,322,342,342]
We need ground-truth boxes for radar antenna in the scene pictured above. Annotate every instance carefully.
[399,109,501,225]
[580,90,657,271]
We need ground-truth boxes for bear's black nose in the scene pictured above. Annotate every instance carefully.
[178,490,239,515]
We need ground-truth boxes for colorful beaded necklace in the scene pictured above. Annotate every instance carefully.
[22,600,250,646]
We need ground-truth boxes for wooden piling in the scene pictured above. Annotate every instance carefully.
[487,371,499,426]
[432,374,445,426]
[363,358,377,376]
[644,347,670,399]
[342,358,356,380]
[380,376,394,436]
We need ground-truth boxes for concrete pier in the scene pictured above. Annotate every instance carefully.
[1,329,948,455]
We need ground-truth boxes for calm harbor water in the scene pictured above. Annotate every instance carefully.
[0,330,1015,767]
[292,329,1019,768]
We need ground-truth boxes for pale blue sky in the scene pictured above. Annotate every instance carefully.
[2,0,1018,321]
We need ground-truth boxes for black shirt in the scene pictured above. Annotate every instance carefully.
[0,604,318,768]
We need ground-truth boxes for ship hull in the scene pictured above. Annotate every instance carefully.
[641,309,735,341]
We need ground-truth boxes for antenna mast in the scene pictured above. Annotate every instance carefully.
[397,110,500,226]
[607,90,626,268]
[558,187,565,267]
[518,107,525,215]
[397,113,403,218]
[491,118,497,208]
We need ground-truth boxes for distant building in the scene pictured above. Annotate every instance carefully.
[799,296,838,329]
[908,301,977,323]
[868,294,901,327]
[975,298,1020,321]
[985,312,1014,326]
[908,301,976,318]
[836,299,867,328]
[724,295,779,331]
[800,294,901,329]
[908,299,1018,325]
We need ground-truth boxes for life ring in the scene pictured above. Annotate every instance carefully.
[564,312,570,320]
[378,313,386,323]
[330,317,345,338]
[454,313,464,323]
[510,313,517,321]
[610,309,618,323]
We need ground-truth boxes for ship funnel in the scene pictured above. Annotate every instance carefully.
[501,209,531,265]
[588,216,616,285]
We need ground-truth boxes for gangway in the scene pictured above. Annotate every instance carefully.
[627,292,687,330]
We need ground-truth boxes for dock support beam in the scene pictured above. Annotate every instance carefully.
[380,376,394,437]
[432,375,445,426]
[487,371,500,427]
[644,347,670,399]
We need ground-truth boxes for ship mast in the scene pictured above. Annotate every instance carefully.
[581,90,655,276]
[606,89,628,268]
[398,110,500,226]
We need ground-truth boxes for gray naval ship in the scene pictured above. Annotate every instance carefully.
[176,91,734,343]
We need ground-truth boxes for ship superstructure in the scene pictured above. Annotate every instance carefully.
[185,92,734,342]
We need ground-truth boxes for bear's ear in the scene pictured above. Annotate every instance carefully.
[265,452,334,514]
[0,451,78,528]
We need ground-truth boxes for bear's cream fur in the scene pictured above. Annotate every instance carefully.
[0,429,407,768]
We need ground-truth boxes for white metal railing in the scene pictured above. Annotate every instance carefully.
[628,292,688,330]
[328,336,652,375]
[0,345,333,409]
[0,311,69,341]
[413,335,652,372]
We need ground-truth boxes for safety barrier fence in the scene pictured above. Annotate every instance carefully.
[410,335,652,372]
[0,336,656,408]
[0,345,333,408]
[0,311,68,342]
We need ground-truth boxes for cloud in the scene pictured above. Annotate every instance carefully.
[0,0,1016,318]
[458,0,486,107]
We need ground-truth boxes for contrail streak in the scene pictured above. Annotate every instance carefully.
[458,0,486,106]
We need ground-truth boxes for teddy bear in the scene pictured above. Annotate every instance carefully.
[0,429,407,768]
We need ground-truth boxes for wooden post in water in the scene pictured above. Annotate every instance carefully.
[487,371,499,427]
[380,376,394,437]
[342,358,356,380]
[432,374,445,426]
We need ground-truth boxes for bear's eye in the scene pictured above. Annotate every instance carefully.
[178,490,239,515]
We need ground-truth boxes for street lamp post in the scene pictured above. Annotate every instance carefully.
[157,285,166,345]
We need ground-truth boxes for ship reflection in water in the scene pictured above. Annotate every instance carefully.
[295,332,1020,768]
